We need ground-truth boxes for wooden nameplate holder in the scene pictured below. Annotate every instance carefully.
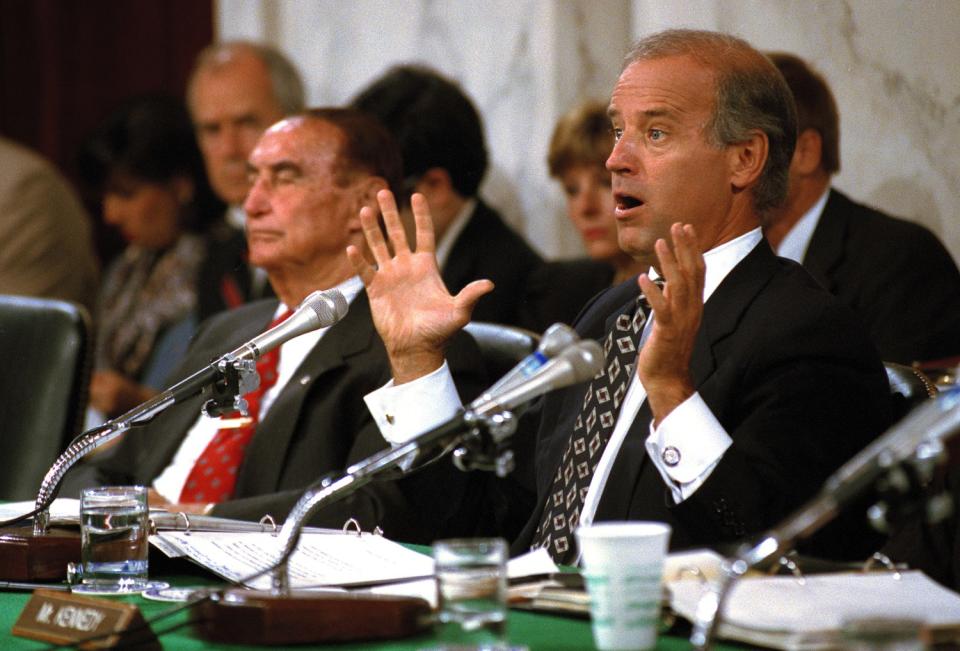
[191,589,433,645]
[0,525,80,581]
[13,589,159,650]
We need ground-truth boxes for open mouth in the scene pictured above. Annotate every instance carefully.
[614,193,643,212]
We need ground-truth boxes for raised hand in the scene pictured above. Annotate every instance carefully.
[346,190,493,383]
[636,223,706,425]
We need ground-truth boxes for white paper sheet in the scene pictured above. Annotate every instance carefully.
[669,571,960,649]
[151,530,434,591]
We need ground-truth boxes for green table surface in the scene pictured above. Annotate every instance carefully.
[0,552,746,650]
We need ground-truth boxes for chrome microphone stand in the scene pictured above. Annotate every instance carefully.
[31,355,258,535]
[268,404,517,594]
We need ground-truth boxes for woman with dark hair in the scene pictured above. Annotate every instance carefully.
[79,95,225,419]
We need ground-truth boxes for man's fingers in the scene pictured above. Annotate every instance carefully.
[346,244,376,285]
[359,204,390,264]
[638,272,666,313]
[455,279,495,313]
[377,189,411,255]
[411,193,436,253]
[673,223,703,281]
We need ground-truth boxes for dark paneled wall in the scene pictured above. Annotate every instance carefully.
[0,0,214,260]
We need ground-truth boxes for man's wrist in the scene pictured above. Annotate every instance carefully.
[644,377,695,427]
[389,349,446,385]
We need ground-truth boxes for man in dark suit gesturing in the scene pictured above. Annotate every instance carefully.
[349,30,893,561]
[66,109,485,542]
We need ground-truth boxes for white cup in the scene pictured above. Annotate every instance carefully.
[576,522,671,651]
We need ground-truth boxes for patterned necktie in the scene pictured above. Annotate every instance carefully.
[179,309,293,504]
[530,284,659,564]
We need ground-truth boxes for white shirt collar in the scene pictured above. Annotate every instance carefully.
[434,198,477,269]
[648,227,763,303]
[775,187,830,263]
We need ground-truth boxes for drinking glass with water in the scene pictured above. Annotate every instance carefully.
[432,537,513,650]
[74,485,158,594]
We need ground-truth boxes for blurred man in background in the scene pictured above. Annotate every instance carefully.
[764,52,960,365]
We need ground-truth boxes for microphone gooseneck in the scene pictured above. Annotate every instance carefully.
[31,288,350,534]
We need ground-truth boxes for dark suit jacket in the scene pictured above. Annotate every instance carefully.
[517,258,615,333]
[65,293,487,544]
[442,200,542,326]
[511,240,893,559]
[802,189,960,364]
[196,221,274,322]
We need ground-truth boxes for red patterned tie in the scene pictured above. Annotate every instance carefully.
[179,309,293,503]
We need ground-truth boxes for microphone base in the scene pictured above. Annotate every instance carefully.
[192,589,432,645]
[0,526,80,581]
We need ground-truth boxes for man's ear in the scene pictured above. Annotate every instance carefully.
[791,128,823,176]
[728,129,768,192]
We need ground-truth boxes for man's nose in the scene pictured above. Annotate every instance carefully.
[606,136,636,175]
[103,195,123,224]
[243,178,266,217]
[215,124,245,159]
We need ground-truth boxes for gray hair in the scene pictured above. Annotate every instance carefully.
[188,40,306,115]
[623,29,797,217]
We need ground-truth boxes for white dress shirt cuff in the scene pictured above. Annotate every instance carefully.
[364,362,463,444]
[644,392,732,502]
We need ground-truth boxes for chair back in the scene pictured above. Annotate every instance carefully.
[463,321,539,383]
[0,295,90,499]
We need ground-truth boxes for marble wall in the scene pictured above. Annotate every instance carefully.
[217,0,960,261]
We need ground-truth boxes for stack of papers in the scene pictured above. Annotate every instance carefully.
[152,530,434,591]
[152,528,559,607]
[669,571,960,649]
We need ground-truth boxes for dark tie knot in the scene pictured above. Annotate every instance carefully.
[636,278,664,314]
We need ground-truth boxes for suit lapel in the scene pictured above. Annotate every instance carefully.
[239,292,376,493]
[440,202,485,291]
[801,189,848,292]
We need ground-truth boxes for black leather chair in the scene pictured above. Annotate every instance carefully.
[0,295,91,500]
[463,321,539,383]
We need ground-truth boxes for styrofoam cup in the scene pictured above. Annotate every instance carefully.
[576,522,671,650]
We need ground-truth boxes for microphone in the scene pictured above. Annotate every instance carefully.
[483,323,579,397]
[224,288,349,363]
[401,340,603,474]
[165,288,349,405]
[471,339,603,415]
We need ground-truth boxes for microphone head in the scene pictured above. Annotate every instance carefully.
[539,323,579,357]
[560,339,604,382]
[299,289,349,327]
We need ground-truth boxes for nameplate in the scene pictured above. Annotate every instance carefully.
[12,589,159,650]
